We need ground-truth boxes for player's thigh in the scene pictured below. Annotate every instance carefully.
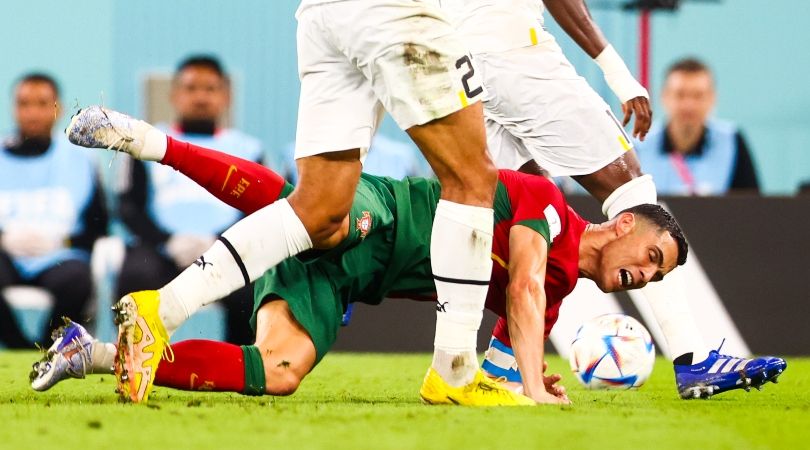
[289,151,361,246]
[478,46,632,178]
[254,299,317,391]
[295,4,383,162]
[325,0,484,130]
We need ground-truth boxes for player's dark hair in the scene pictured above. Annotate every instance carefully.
[15,72,60,98]
[175,54,229,82]
[666,57,711,77]
[620,204,688,266]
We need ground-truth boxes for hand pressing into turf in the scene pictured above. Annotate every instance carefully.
[541,360,570,404]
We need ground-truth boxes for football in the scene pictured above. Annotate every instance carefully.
[569,313,655,390]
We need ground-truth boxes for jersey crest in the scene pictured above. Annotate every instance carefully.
[356,211,372,239]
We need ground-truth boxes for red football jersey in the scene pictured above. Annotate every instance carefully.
[486,170,589,346]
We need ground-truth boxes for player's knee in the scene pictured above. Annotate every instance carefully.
[438,159,498,205]
[264,368,302,396]
[289,196,351,246]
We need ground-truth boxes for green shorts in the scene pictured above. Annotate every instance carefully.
[251,174,440,364]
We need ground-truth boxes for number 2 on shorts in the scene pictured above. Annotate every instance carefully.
[455,55,483,99]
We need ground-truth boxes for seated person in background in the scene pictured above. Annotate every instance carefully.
[634,58,760,195]
[116,55,261,345]
[0,73,107,347]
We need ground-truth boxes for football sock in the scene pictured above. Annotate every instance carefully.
[89,341,116,374]
[640,270,709,365]
[430,200,494,387]
[138,125,168,162]
[153,339,253,393]
[161,136,293,215]
[158,198,312,334]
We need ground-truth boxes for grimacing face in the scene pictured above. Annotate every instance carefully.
[594,213,679,293]
[170,66,230,123]
[14,81,60,139]
[661,70,715,131]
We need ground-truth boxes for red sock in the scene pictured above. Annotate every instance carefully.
[161,136,293,215]
[155,339,246,392]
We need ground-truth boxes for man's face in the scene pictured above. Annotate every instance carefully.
[661,70,715,131]
[170,66,229,123]
[14,81,59,139]
[593,213,680,293]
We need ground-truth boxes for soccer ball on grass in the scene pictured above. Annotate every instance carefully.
[569,313,655,390]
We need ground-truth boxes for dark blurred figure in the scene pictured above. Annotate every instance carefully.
[0,73,108,347]
[116,55,261,345]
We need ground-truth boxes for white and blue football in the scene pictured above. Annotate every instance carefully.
[569,313,655,390]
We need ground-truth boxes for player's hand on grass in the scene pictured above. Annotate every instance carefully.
[622,96,652,141]
[542,361,570,404]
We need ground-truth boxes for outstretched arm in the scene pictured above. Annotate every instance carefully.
[506,225,568,404]
[544,0,652,139]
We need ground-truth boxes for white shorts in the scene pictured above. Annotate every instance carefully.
[294,0,483,160]
[477,43,633,176]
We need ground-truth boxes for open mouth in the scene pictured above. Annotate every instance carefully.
[619,269,634,289]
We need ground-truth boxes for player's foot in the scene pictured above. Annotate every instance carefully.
[675,340,787,399]
[30,318,93,391]
[113,291,171,403]
[420,367,535,406]
[65,105,165,161]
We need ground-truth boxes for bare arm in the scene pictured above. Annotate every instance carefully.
[543,0,607,58]
[544,0,652,139]
[506,225,568,404]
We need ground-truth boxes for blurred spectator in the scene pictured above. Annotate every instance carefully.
[634,58,760,195]
[0,73,108,347]
[116,55,260,345]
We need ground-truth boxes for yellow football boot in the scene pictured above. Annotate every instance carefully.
[420,367,536,406]
[113,291,171,403]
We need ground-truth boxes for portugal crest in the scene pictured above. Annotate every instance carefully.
[356,211,372,239]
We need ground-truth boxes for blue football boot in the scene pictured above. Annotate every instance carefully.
[675,340,787,399]
[30,318,94,391]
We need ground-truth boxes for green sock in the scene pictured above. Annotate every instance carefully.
[241,345,266,396]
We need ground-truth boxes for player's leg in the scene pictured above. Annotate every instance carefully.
[330,0,499,393]
[66,109,294,216]
[30,300,317,396]
[152,300,316,396]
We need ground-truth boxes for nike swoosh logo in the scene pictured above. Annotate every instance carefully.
[222,165,238,191]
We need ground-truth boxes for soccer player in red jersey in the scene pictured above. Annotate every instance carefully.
[33,121,688,405]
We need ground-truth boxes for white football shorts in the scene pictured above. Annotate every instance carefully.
[294,0,483,160]
[477,42,633,176]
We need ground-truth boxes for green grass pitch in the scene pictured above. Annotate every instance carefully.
[1,352,807,449]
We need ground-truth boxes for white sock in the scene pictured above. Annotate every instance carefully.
[140,127,168,161]
[640,269,709,364]
[158,199,312,334]
[89,341,116,374]
[430,200,494,387]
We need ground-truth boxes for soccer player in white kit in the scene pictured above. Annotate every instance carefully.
[437,0,780,398]
[71,0,535,405]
